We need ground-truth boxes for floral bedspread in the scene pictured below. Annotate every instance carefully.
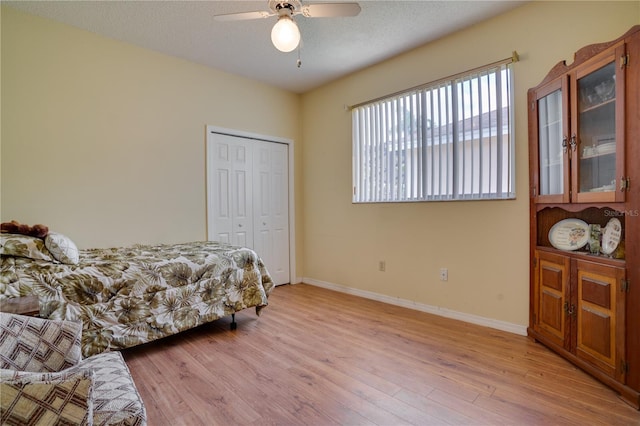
[0,241,274,357]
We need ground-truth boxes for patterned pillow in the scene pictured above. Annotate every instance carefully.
[0,234,55,262]
[0,369,94,426]
[0,313,82,372]
[45,232,80,265]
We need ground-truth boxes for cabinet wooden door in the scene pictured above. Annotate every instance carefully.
[534,250,571,350]
[574,259,626,382]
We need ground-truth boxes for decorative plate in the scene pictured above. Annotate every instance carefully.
[549,218,589,251]
[601,217,622,255]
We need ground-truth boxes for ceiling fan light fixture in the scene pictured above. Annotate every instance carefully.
[271,14,300,52]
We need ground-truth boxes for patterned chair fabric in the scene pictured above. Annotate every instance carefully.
[0,312,82,372]
[0,313,147,426]
[1,369,95,425]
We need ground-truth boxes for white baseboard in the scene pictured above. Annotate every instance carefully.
[302,277,528,336]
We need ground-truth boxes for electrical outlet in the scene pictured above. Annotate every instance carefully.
[440,268,448,281]
[379,260,386,272]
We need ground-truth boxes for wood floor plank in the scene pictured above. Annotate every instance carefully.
[426,388,514,425]
[392,388,476,425]
[228,316,410,425]
[123,283,640,425]
[264,299,489,402]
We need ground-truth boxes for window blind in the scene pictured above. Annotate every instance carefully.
[352,61,515,203]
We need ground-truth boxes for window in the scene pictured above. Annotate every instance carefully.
[352,61,515,203]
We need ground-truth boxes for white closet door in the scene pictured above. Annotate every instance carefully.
[253,141,290,285]
[207,131,290,285]
[207,134,253,247]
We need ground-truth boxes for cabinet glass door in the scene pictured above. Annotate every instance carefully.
[572,46,626,203]
[534,78,569,203]
[538,90,564,195]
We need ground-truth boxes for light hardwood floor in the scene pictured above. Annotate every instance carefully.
[123,284,640,425]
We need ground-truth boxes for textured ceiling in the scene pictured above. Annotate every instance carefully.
[4,1,526,93]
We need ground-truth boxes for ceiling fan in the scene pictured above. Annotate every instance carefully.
[214,1,361,53]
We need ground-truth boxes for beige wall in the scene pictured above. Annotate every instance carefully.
[2,2,638,328]
[300,1,639,326]
[0,6,303,277]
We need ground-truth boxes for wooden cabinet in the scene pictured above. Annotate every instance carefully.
[528,26,640,408]
[533,250,626,380]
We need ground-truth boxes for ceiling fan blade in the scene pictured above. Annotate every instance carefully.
[300,3,361,18]
[214,10,274,21]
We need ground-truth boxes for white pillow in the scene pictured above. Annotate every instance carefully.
[45,232,80,265]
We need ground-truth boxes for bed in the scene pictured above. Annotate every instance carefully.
[0,233,274,357]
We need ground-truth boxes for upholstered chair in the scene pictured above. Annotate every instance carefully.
[0,312,147,425]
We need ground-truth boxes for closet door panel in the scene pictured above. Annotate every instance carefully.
[270,143,290,284]
[207,130,290,285]
[207,137,233,243]
[253,141,290,285]
[231,142,253,247]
